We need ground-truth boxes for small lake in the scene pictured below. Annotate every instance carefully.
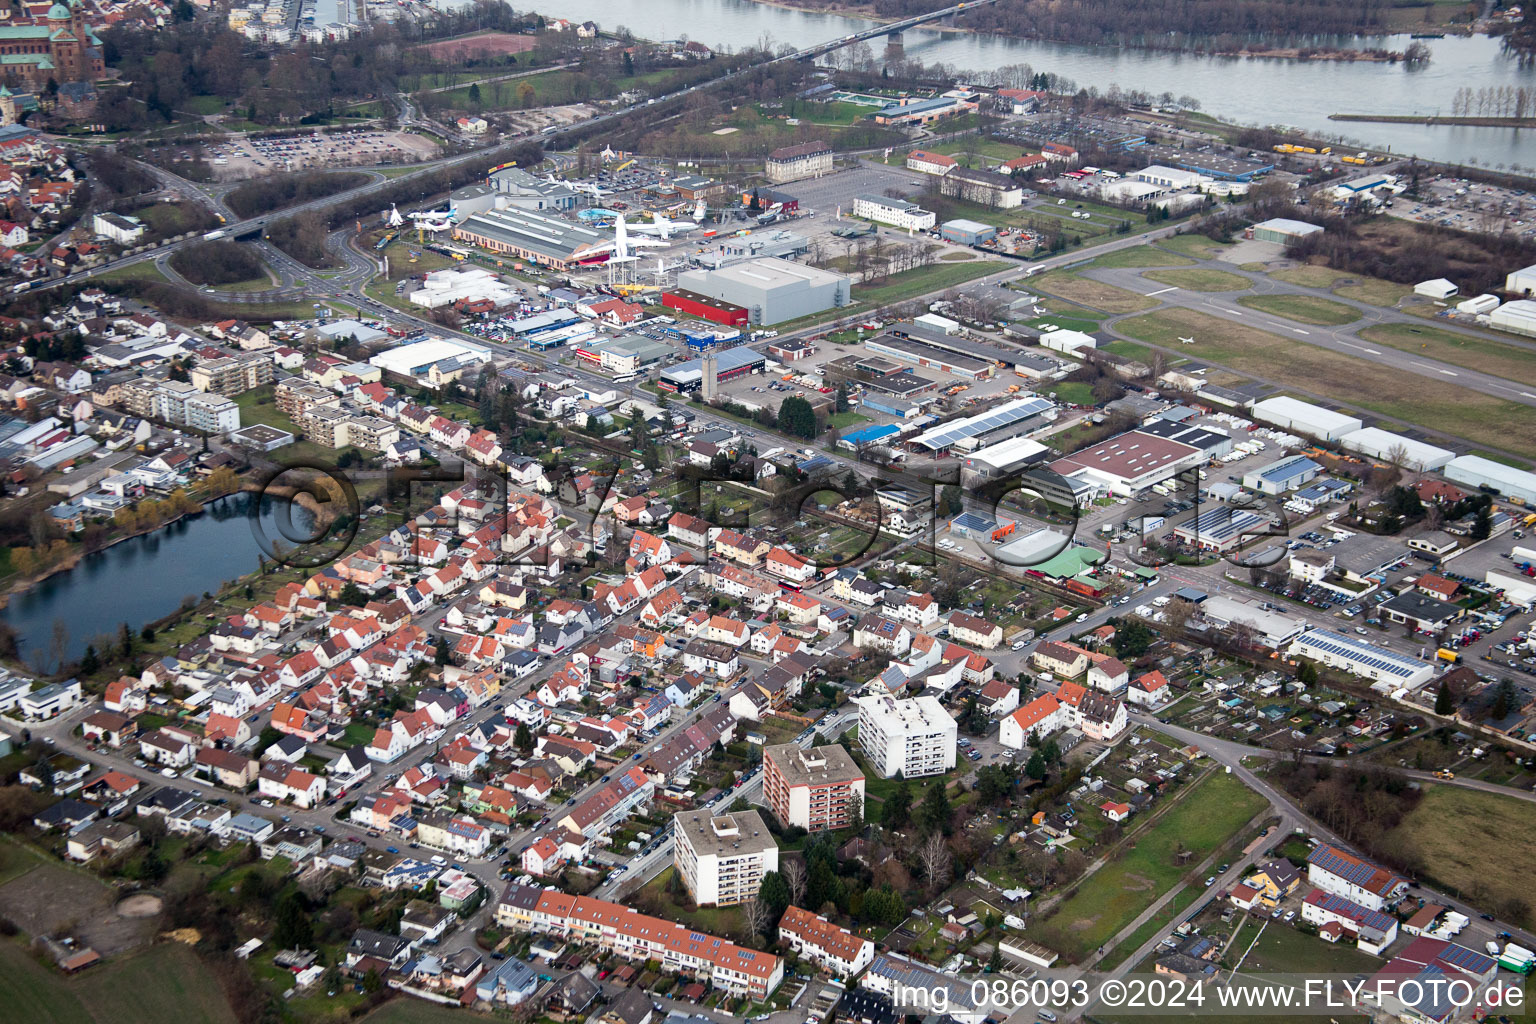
[2,493,317,671]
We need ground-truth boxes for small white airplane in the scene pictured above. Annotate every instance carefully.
[1179,336,1197,345]
[385,204,404,229]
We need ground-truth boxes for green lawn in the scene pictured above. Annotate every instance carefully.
[92,262,172,286]
[231,386,301,435]
[1085,245,1196,269]
[1155,234,1231,259]
[1116,308,1536,457]
[1335,276,1410,307]
[1101,339,1159,363]
[1044,381,1096,405]
[1026,314,1102,334]
[1141,267,1252,292]
[1384,784,1536,929]
[835,261,1010,315]
[1034,771,1267,960]
[1358,322,1536,385]
[1236,293,1360,326]
[828,411,870,429]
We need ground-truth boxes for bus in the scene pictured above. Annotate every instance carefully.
[613,372,640,384]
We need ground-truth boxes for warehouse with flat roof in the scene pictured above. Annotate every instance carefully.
[1251,396,1362,441]
[675,258,849,325]
[1198,595,1306,648]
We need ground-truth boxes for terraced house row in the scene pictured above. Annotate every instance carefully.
[495,883,784,996]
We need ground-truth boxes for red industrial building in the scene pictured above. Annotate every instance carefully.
[663,289,749,327]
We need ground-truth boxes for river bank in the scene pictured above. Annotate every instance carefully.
[735,0,1420,59]
[1332,112,1536,127]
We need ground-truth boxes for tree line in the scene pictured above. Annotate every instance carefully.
[224,171,371,220]
[827,0,1391,48]
[168,241,267,287]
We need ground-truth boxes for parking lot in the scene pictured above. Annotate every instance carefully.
[202,129,441,180]
[1388,173,1536,240]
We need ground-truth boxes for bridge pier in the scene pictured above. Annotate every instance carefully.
[885,29,904,58]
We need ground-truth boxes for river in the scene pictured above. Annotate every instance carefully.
[531,0,1536,166]
[2,494,316,672]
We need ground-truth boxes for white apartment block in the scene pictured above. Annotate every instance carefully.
[856,694,956,778]
[673,809,779,907]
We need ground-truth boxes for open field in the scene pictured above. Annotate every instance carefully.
[1034,771,1266,960]
[1358,322,1536,385]
[1384,784,1536,928]
[1100,339,1159,363]
[1141,267,1252,292]
[1031,271,1159,313]
[414,30,537,59]
[1115,308,1536,455]
[1271,263,1410,306]
[1270,265,1342,288]
[1236,294,1361,325]
[1335,277,1411,306]
[1156,234,1232,259]
[1085,245,1195,269]
[0,942,235,1024]
[362,999,491,1024]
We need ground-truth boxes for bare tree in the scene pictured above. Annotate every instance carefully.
[1162,598,1196,636]
[918,831,952,893]
[782,858,807,908]
[742,897,772,944]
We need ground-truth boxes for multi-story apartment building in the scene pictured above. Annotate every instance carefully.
[762,742,864,832]
[275,379,339,420]
[495,884,784,996]
[118,379,241,433]
[184,392,240,433]
[189,353,274,395]
[303,406,352,449]
[856,695,956,779]
[673,809,779,907]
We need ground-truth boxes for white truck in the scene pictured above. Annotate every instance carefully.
[203,229,226,241]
